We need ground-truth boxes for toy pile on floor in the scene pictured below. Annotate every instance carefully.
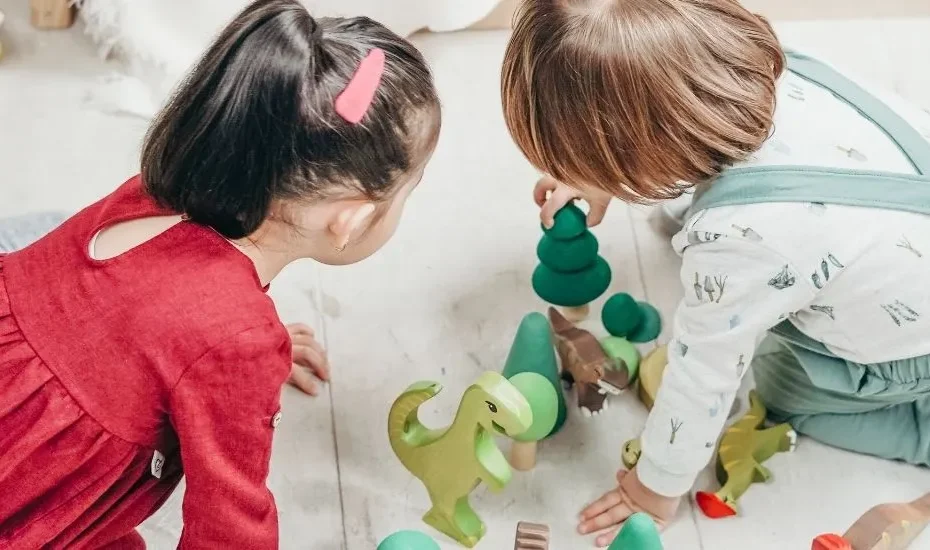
[380,202,926,549]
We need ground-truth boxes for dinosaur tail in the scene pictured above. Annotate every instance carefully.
[738,390,768,431]
[388,380,442,459]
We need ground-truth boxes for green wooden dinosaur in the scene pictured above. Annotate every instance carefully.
[388,372,532,547]
[695,390,797,518]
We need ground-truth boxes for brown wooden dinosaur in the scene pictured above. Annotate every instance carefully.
[812,492,930,550]
[548,307,630,416]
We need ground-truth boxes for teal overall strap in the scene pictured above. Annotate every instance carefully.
[692,52,930,214]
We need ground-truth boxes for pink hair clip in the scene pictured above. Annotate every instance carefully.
[334,48,386,124]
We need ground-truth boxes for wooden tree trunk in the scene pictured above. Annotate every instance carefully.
[509,440,537,471]
[31,0,75,29]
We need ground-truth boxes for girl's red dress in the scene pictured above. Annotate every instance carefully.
[0,177,291,549]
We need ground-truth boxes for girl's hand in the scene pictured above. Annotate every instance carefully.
[578,468,680,547]
[534,175,612,229]
[286,323,329,396]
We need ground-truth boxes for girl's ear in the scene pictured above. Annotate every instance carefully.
[329,202,377,251]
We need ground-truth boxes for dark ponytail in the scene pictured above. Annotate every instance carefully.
[141,0,440,239]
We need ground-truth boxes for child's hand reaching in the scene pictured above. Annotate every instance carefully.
[578,467,680,547]
[286,323,329,396]
[534,176,612,229]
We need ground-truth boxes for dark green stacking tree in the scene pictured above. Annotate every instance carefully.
[502,312,566,471]
[532,203,612,322]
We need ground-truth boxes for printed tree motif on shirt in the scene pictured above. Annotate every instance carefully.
[897,236,923,258]
[736,354,746,378]
[810,304,835,320]
[687,231,722,246]
[882,300,920,327]
[732,224,763,241]
[709,394,728,418]
[772,140,792,156]
[694,273,727,304]
[787,82,805,101]
[669,418,684,445]
[836,146,868,162]
[768,265,796,290]
[729,314,742,329]
[811,254,845,289]
[675,340,689,357]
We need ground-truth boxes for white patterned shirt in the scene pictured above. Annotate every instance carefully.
[638,63,930,497]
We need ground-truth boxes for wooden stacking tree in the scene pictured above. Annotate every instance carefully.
[502,313,566,471]
[378,530,440,550]
[533,202,611,322]
[607,513,664,550]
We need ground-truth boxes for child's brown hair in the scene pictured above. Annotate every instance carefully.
[501,0,785,202]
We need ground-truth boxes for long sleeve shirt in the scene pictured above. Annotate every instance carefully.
[638,61,930,497]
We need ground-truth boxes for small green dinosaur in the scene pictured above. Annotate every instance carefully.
[388,372,532,547]
[695,390,797,518]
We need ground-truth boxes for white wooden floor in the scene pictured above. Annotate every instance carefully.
[3,4,930,548]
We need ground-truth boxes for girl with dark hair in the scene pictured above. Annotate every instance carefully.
[0,0,440,547]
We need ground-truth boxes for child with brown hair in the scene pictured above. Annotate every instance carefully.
[502,0,930,546]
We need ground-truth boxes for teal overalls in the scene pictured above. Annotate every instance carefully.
[692,52,930,465]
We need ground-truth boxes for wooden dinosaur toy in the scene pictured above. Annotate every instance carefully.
[388,372,532,547]
[812,492,930,550]
[548,307,630,416]
[695,390,797,519]
[514,522,549,549]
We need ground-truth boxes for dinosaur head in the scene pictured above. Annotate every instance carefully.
[465,372,532,438]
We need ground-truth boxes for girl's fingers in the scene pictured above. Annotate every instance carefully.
[288,364,319,396]
[579,489,623,523]
[286,323,315,337]
[580,501,635,536]
[615,469,629,484]
[540,188,578,228]
[289,333,316,348]
[292,345,330,381]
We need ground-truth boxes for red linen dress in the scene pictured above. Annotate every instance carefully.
[0,176,291,549]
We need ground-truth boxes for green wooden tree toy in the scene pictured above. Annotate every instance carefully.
[607,513,664,550]
[378,530,440,550]
[695,390,797,519]
[502,312,567,471]
[602,293,662,343]
[533,202,611,322]
[388,372,532,547]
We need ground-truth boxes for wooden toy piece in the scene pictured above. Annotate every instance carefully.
[602,293,662,343]
[695,390,797,519]
[514,522,550,550]
[549,307,630,417]
[30,0,76,29]
[812,491,930,550]
[507,372,559,471]
[601,336,641,382]
[378,530,441,550]
[388,372,532,548]
[533,202,611,321]
[607,512,664,550]
[622,438,642,470]
[502,313,567,471]
[637,346,668,411]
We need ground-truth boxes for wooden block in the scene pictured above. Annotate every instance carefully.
[30,0,76,30]
[514,522,549,550]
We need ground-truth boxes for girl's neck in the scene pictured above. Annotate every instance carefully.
[229,233,298,288]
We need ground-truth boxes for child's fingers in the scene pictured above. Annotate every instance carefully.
[292,344,330,381]
[289,333,316,348]
[533,177,559,206]
[288,364,320,396]
[540,188,577,228]
[586,200,609,227]
[579,489,622,522]
[286,323,315,337]
[594,527,620,548]
[579,501,635,536]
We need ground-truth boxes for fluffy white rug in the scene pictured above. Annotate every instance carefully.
[75,0,502,119]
